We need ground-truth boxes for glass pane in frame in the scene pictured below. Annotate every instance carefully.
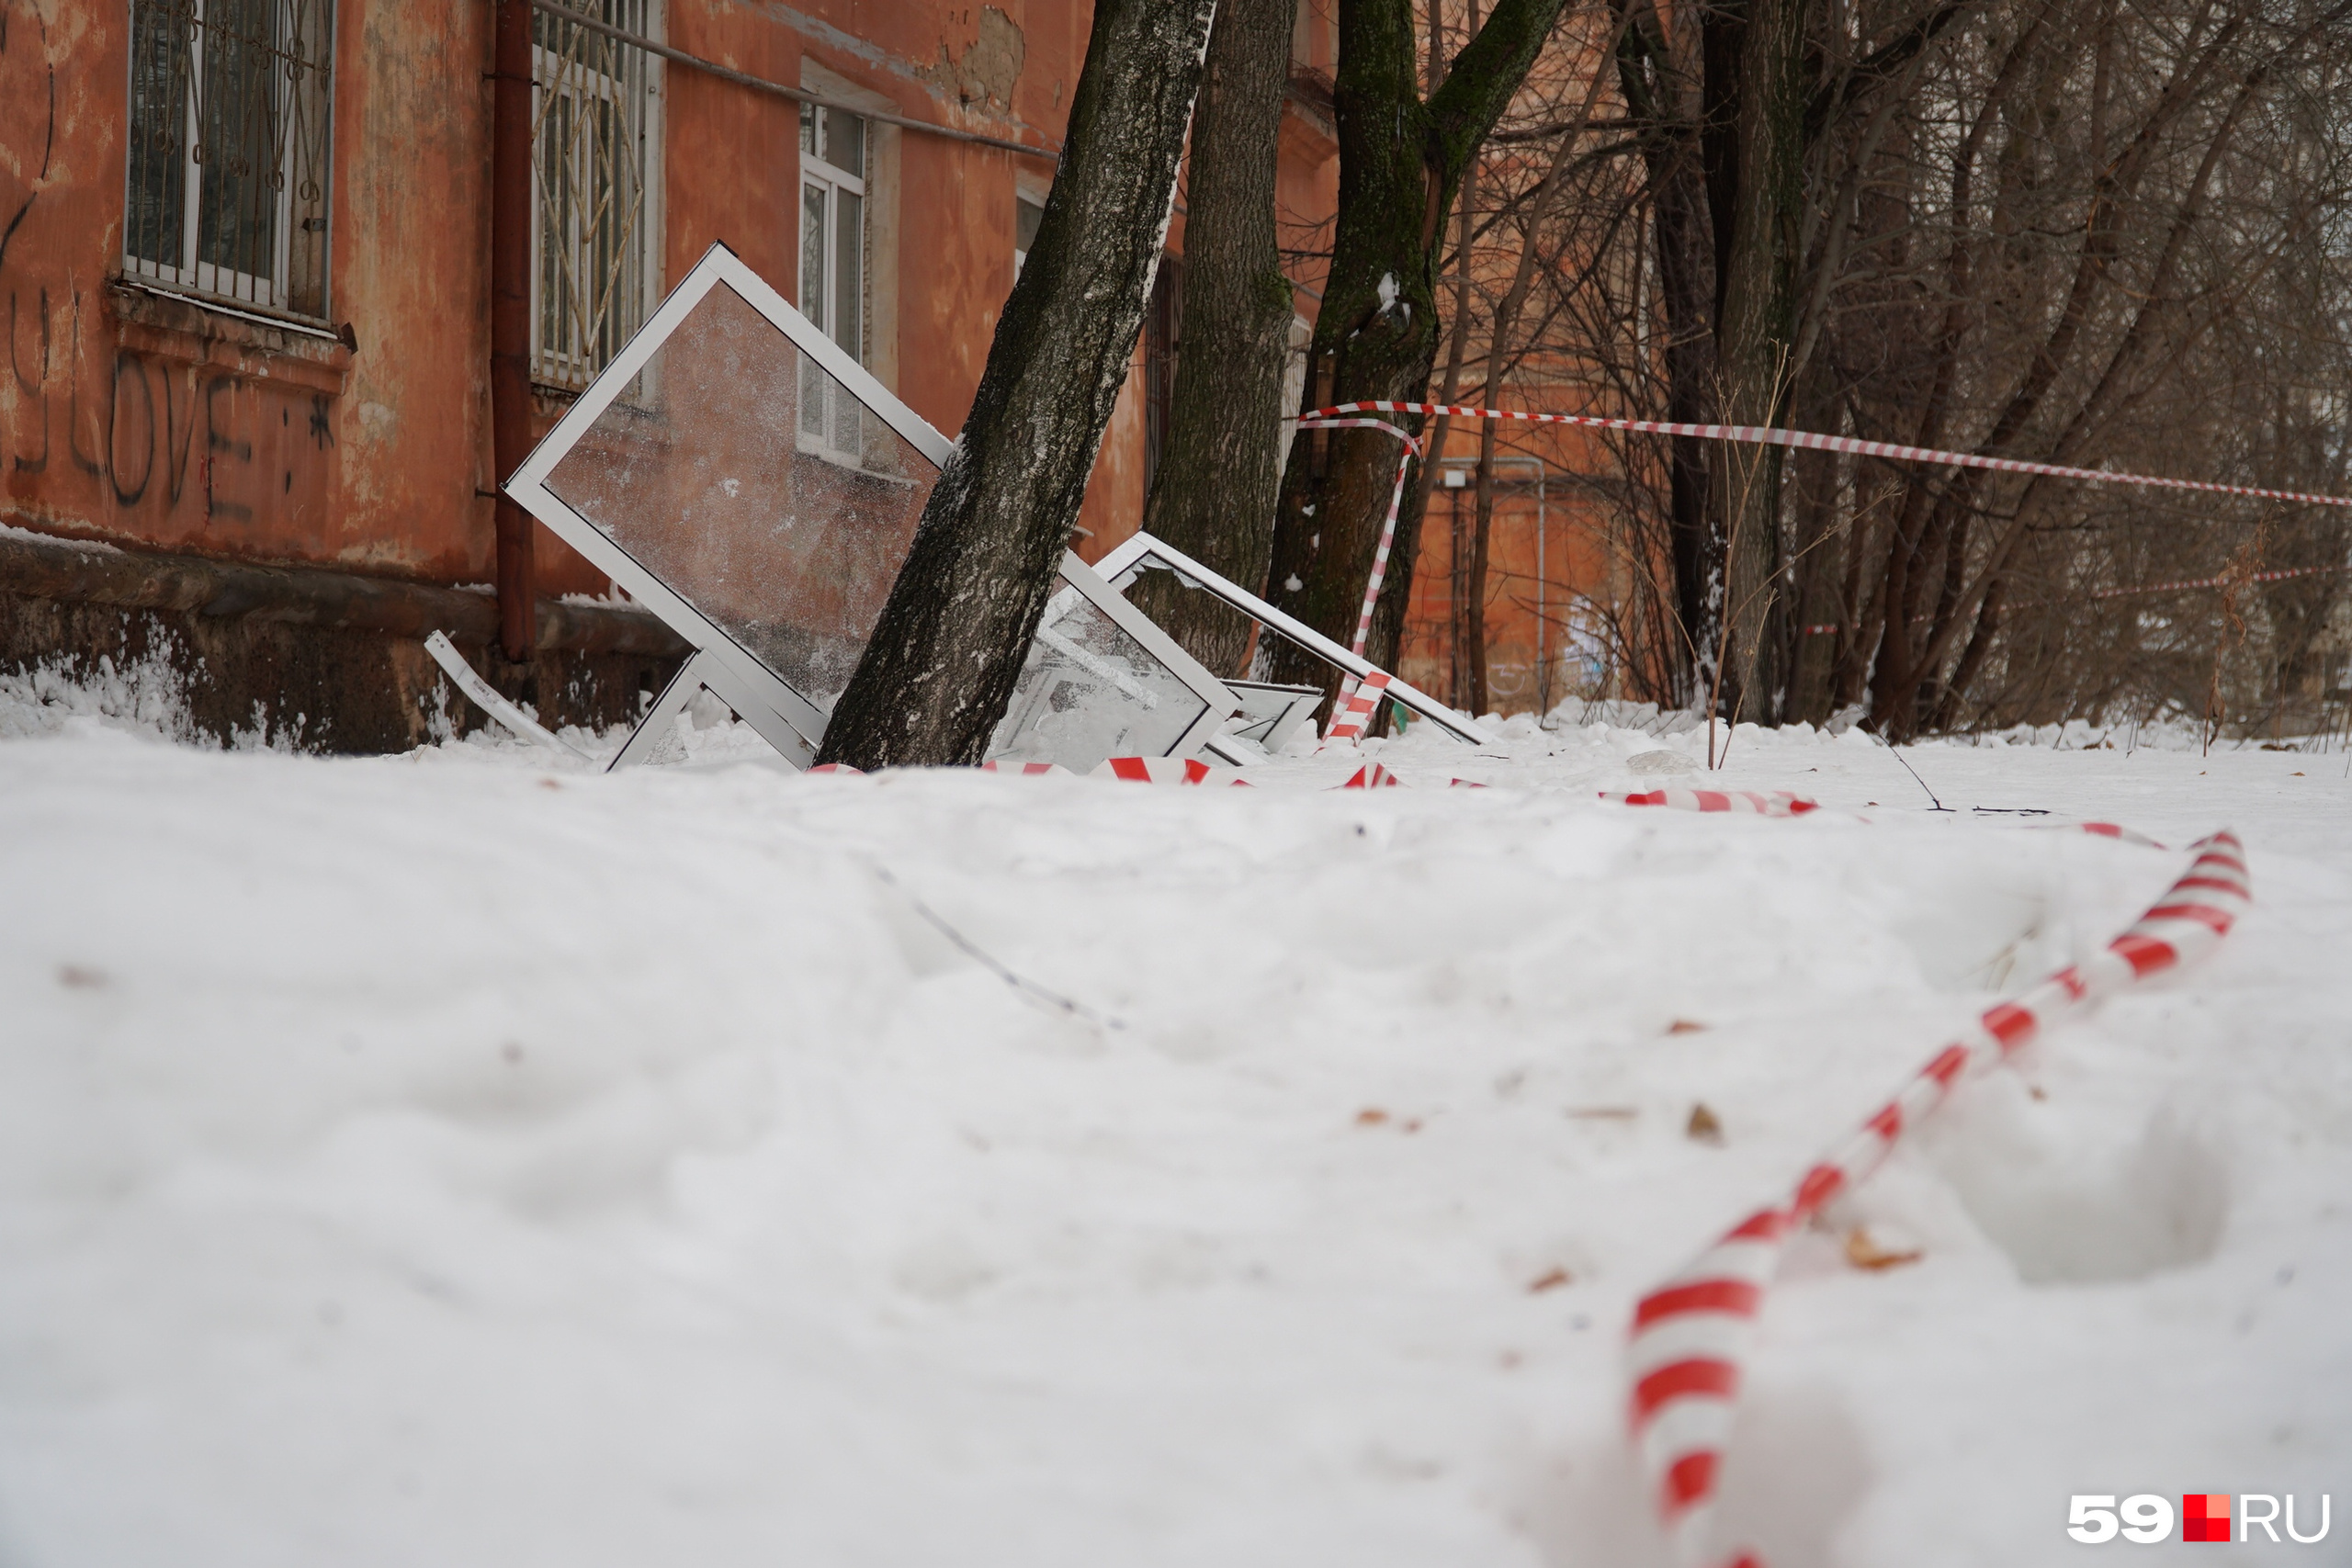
[986,581,1216,773]
[540,277,936,712]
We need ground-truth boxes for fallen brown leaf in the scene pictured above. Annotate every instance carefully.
[1528,1268,1572,1293]
[1686,1103,1724,1145]
[1355,1108,1389,1126]
[1667,1019,1708,1035]
[1844,1225,1924,1271]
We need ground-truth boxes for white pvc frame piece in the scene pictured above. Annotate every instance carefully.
[1095,531,1495,746]
[504,242,954,767]
[423,631,592,761]
[1225,680,1325,753]
[606,649,820,773]
[988,550,1240,769]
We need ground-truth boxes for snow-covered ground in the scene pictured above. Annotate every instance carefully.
[3,678,2346,1567]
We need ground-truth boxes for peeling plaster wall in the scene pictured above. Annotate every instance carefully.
[1,0,1340,627]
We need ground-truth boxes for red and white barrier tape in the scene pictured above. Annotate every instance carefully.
[1799,561,2344,626]
[1602,788,1821,817]
[1601,790,2177,849]
[2044,820,2168,849]
[1295,418,1426,664]
[981,760,1074,776]
[1626,830,2251,1568]
[1300,401,2352,511]
[1092,756,1255,786]
[1320,670,1393,750]
[1091,756,1412,790]
[2087,561,2346,599]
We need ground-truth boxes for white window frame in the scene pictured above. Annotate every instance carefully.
[122,0,335,319]
[1095,531,1497,747]
[798,104,867,468]
[529,0,663,392]
[505,246,1240,773]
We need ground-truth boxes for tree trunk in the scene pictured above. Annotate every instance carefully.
[1259,0,1568,712]
[814,0,1218,770]
[1125,0,1297,678]
[1616,0,1716,705]
[1704,0,1808,722]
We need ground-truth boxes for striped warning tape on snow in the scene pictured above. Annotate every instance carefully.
[1092,756,1255,786]
[2042,820,2169,849]
[1320,670,1393,749]
[1600,790,2175,848]
[1089,756,1417,790]
[1299,401,2352,511]
[1626,831,2251,1568]
[980,761,1075,776]
[1601,788,1821,817]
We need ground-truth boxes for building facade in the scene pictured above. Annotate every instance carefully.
[0,0,1350,749]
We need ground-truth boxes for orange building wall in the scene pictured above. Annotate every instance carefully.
[3,0,1331,603]
[1399,419,1629,718]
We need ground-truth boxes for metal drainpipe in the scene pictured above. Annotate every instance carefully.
[490,0,536,663]
[1440,455,1548,715]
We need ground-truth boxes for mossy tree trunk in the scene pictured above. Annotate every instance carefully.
[1258,0,1568,712]
[1615,1,1720,705]
[1703,0,1810,723]
[1125,0,1297,678]
[815,0,1218,769]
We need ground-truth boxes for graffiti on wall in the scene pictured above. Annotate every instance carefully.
[3,0,337,544]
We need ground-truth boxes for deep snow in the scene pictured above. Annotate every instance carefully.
[2,682,2346,1567]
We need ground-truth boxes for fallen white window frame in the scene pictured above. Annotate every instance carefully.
[1094,530,1496,747]
[504,241,952,771]
[505,243,1237,774]
[989,555,1239,772]
[1223,680,1324,752]
[423,630,593,761]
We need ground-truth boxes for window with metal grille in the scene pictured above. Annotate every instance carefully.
[124,0,335,321]
[532,0,660,392]
[798,102,867,467]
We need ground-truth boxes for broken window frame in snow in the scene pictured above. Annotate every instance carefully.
[506,241,954,770]
[1094,531,1496,747]
[504,243,1238,774]
[987,557,1241,773]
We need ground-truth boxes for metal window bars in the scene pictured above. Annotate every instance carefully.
[125,0,335,319]
[531,0,658,391]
